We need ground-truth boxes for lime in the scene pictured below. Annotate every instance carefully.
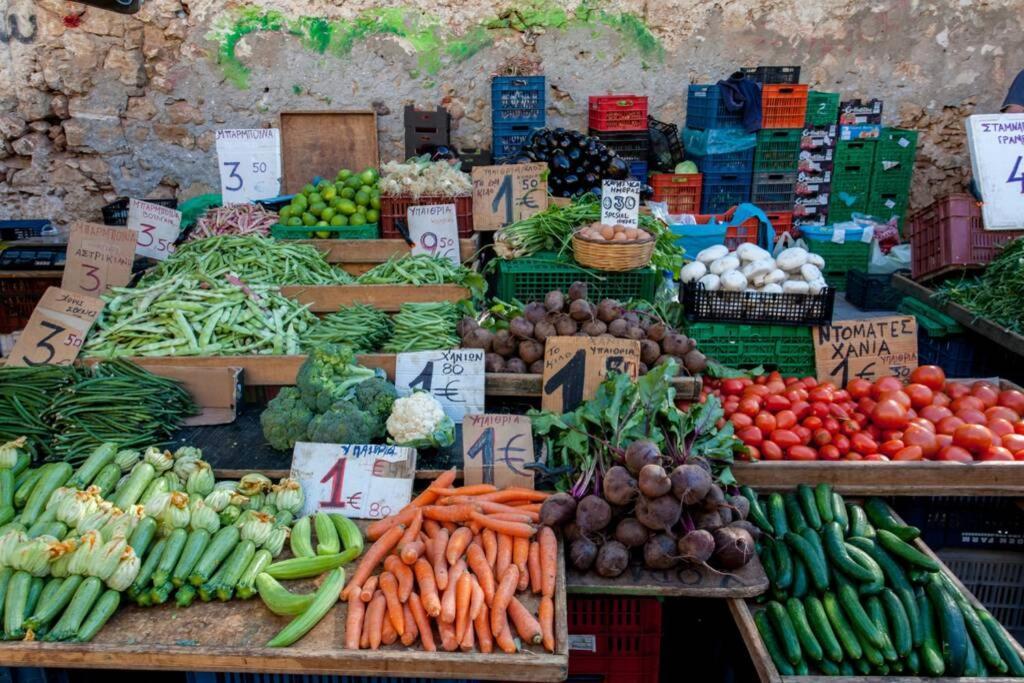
[370,196,381,210]
[321,207,336,222]
[344,176,362,190]
[337,169,353,181]
[330,214,348,226]
[316,220,329,227]
[349,213,366,227]
[301,212,317,226]
[365,209,379,223]
[315,230,331,239]
[302,183,315,194]
[329,196,342,208]
[354,191,370,207]
[338,199,357,216]
[278,206,292,221]
[341,187,356,199]
[292,194,308,208]
[310,202,327,217]
[359,169,377,185]
[322,186,337,201]
[308,192,322,205]
[287,216,303,226]
[360,184,375,196]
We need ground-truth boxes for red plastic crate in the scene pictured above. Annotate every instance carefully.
[766,211,796,239]
[0,275,61,334]
[379,194,474,238]
[568,596,661,683]
[762,84,809,129]
[588,95,648,132]
[650,173,702,214]
[908,193,1024,281]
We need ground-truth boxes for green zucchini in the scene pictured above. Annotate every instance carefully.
[3,571,30,639]
[13,468,43,509]
[189,525,240,587]
[110,462,156,510]
[978,608,1024,676]
[0,507,14,527]
[822,591,862,660]
[785,598,822,662]
[267,567,345,647]
[329,513,364,556]
[74,590,119,642]
[767,493,788,539]
[149,581,174,605]
[917,589,946,676]
[45,576,101,642]
[878,588,912,657]
[785,532,828,592]
[314,512,340,556]
[215,539,256,601]
[23,577,44,623]
[89,463,121,497]
[152,527,188,587]
[289,516,315,558]
[138,477,168,506]
[863,497,920,541]
[129,537,166,599]
[0,567,12,625]
[803,595,843,663]
[831,492,848,533]
[926,574,967,675]
[26,575,82,632]
[32,578,62,622]
[795,484,821,530]
[128,516,158,558]
[823,522,875,582]
[27,521,66,540]
[783,493,808,534]
[9,451,29,479]
[21,463,72,527]
[0,469,14,509]
[236,549,272,599]
[68,443,116,489]
[172,529,211,587]
[814,483,834,524]
[175,585,197,608]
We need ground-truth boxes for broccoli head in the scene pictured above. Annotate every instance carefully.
[354,377,399,437]
[296,343,381,413]
[260,387,314,451]
[306,400,377,444]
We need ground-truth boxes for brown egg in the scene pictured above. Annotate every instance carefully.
[624,228,639,240]
[636,229,650,240]
[600,225,615,240]
[612,232,628,241]
[614,224,626,232]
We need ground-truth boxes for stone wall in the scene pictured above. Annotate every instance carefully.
[1,0,1020,225]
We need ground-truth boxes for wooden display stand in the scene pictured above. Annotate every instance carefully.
[302,237,479,275]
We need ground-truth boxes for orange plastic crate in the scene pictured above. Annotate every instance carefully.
[766,211,796,239]
[650,173,702,214]
[693,206,761,250]
[762,84,809,129]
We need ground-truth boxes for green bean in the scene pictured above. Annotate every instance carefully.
[382,302,461,353]
[937,237,1024,333]
[304,304,392,352]
[356,254,485,297]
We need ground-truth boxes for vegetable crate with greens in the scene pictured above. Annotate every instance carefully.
[741,485,1024,677]
[938,236,1024,335]
[531,360,757,578]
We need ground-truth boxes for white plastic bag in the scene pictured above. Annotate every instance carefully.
[772,232,809,258]
[868,241,912,274]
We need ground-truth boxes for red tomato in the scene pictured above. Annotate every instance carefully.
[721,379,745,396]
[937,445,974,463]
[761,440,783,460]
[985,406,1021,423]
[784,376,801,386]
[904,383,934,409]
[953,424,995,453]
[955,408,987,425]
[981,446,1014,461]
[872,399,909,430]
[903,423,939,457]
[988,418,1015,439]
[910,365,946,391]
[1000,433,1024,453]
[945,381,971,399]
[880,391,913,410]
[880,439,906,457]
[771,429,801,449]
[791,401,811,420]
[794,425,813,445]
[832,433,851,455]
[737,425,764,446]
[755,374,768,385]
[801,377,819,389]
[1016,450,1024,461]
[813,429,833,447]
[730,413,753,429]
[971,382,1000,408]
[919,404,953,423]
[766,380,786,394]
[858,397,877,416]
[894,445,924,461]
[802,416,823,430]
[764,394,791,412]
[809,386,834,403]
[864,453,891,462]
[834,390,851,402]
[951,395,986,414]
[744,384,769,398]
[845,451,865,461]
[1017,422,1024,435]
[787,445,818,461]
[866,424,882,440]
[998,389,1024,414]
[909,418,937,433]
[743,445,761,462]
[841,420,861,436]
[810,402,830,419]
[932,393,951,408]
[847,378,872,399]
[882,429,905,443]
[738,398,761,417]
[871,376,904,399]
[775,410,798,430]
[755,412,777,433]
[851,432,879,455]
[935,433,953,450]
[822,416,840,433]
[786,388,809,402]
[937,416,966,435]
[819,444,841,460]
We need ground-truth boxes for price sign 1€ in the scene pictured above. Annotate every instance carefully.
[395,349,485,423]
[7,287,105,367]
[462,414,536,489]
[966,114,1024,229]
[541,336,641,413]
[471,163,548,230]
[600,179,642,228]
[127,199,182,261]
[814,315,918,386]
[215,129,282,204]
[61,222,136,296]
[289,443,417,519]
[408,204,460,266]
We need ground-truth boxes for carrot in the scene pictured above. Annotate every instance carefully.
[465,542,495,605]
[400,539,426,565]
[475,604,494,653]
[400,602,418,646]
[508,596,542,644]
[481,528,498,570]
[398,509,423,551]
[513,536,530,591]
[438,497,540,520]
[460,611,476,652]
[490,565,520,636]
[381,611,398,646]
[494,613,518,654]
[495,533,512,581]
[345,591,365,649]
[442,521,457,535]
[440,559,466,624]
[359,575,379,603]
[422,519,442,538]
[445,526,474,565]
[423,504,478,523]
[469,575,485,621]
[383,555,414,602]
[432,484,497,497]
[343,524,405,599]
[365,508,416,541]
[539,526,557,598]
[408,592,436,652]
[539,595,555,652]
[378,571,405,636]
[408,467,457,508]
[511,503,543,512]
[430,530,449,591]
[477,488,550,504]
[366,592,386,650]
[454,571,473,644]
[470,511,536,538]
[437,618,459,651]
[412,557,441,617]
[467,520,482,535]
[489,512,535,524]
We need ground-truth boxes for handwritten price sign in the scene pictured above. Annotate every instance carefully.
[62,222,135,296]
[407,204,460,266]
[289,443,416,520]
[471,163,548,230]
[395,348,485,423]
[126,199,182,261]
[814,315,918,386]
[601,179,641,228]
[541,336,640,413]
[462,414,536,489]
[966,114,1024,230]
[215,129,282,204]
[7,287,104,367]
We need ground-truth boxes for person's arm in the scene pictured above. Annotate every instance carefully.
[1002,70,1024,112]
[1006,104,1024,114]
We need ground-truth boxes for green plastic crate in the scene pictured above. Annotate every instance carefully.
[270,223,378,240]
[876,128,918,164]
[898,297,963,337]
[805,91,840,126]
[684,321,816,376]
[754,129,802,172]
[870,169,912,197]
[493,251,659,303]
[806,240,870,290]
[834,139,877,168]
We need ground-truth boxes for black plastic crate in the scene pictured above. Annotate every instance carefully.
[918,328,975,378]
[647,116,684,171]
[844,270,906,311]
[892,497,1024,551]
[455,147,492,171]
[101,197,179,226]
[939,549,1024,643]
[404,105,450,158]
[740,65,801,84]
[589,129,650,162]
[681,281,835,326]
[0,220,53,241]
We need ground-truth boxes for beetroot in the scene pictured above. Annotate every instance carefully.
[596,299,621,323]
[686,455,712,474]
[643,533,678,570]
[528,360,545,374]
[693,509,724,532]
[595,541,629,577]
[569,299,593,322]
[614,517,649,548]
[624,440,661,476]
[568,281,588,301]
[602,466,638,506]
[640,339,661,366]
[712,527,755,570]
[484,353,505,373]
[576,495,612,533]
[462,327,494,352]
[570,537,598,571]
[533,319,556,343]
[727,520,762,541]
[456,316,478,339]
[509,317,534,340]
[523,302,548,324]
[677,529,715,565]
[539,492,577,528]
[492,329,517,357]
[518,340,544,365]
[728,494,750,521]
[646,322,668,342]
[545,290,565,313]
[703,485,726,511]
[670,465,712,505]
[563,521,582,543]
[505,358,527,374]
[635,494,681,531]
[638,464,671,498]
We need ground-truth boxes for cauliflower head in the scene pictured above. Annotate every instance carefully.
[296,343,380,413]
[354,378,399,437]
[386,392,455,449]
[306,401,376,445]
[260,387,314,451]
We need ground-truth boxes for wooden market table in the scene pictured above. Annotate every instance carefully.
[303,238,479,276]
[566,554,769,598]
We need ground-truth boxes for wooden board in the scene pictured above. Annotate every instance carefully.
[279,284,470,313]
[729,507,1024,683]
[487,373,703,401]
[567,552,768,598]
[0,544,569,681]
[892,274,1024,358]
[279,111,378,195]
[301,238,478,274]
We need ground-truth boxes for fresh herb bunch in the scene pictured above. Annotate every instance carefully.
[936,237,1024,333]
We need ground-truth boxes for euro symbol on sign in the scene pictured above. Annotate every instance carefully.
[434,380,463,402]
[346,492,362,510]
[500,433,530,476]
[519,191,539,210]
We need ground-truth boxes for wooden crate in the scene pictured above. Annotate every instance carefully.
[279,284,471,313]
[279,111,379,194]
[302,237,479,275]
[567,551,768,598]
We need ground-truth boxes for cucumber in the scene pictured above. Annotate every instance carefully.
[790,554,808,599]
[784,532,828,592]
[878,588,912,657]
[785,598,822,662]
[978,608,1024,676]
[760,539,777,587]
[854,623,885,667]
[766,600,802,666]
[847,503,875,538]
[907,649,921,675]
[844,542,884,594]
[189,525,240,587]
[172,529,211,587]
[754,610,795,676]
[21,463,72,527]
[908,568,931,585]
[289,516,315,558]
[264,548,359,580]
[783,493,808,534]
[794,484,821,530]
[773,540,793,590]
[767,493,788,539]
[129,538,166,599]
[814,483,834,524]
[255,572,316,616]
[853,657,871,675]
[917,589,946,676]
[863,497,920,541]
[89,463,121,497]
[45,576,102,642]
[963,635,984,677]
[846,536,921,647]
[741,486,774,534]
[266,568,346,648]
[74,590,119,642]
[831,492,848,533]
[128,516,158,558]
[822,591,862,660]
[804,595,843,663]
[152,527,188,587]
[926,574,967,676]
[875,529,940,572]
[823,522,875,582]
[3,571,30,639]
[864,595,898,662]
[68,443,116,489]
[798,526,828,570]
[839,660,855,676]
[939,574,1006,673]
[215,539,256,601]
[837,578,886,649]
[26,575,83,632]
[13,468,43,509]
[314,512,340,556]
[818,659,840,675]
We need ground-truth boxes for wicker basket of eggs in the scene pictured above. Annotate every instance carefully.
[572,221,655,271]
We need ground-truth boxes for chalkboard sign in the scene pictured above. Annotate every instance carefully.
[966,113,1024,230]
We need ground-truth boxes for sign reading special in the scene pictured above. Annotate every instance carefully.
[814,315,918,386]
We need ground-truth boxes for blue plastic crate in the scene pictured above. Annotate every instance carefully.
[700,172,752,213]
[0,220,54,242]
[629,160,649,182]
[492,122,542,159]
[685,148,754,174]
[491,75,545,124]
[686,84,744,130]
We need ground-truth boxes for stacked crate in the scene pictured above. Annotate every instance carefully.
[793,91,840,233]
[404,106,450,159]
[588,95,650,181]
[750,82,808,221]
[828,138,877,224]
[491,76,546,161]
[868,128,918,232]
[685,84,752,213]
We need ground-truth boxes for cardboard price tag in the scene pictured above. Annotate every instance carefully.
[815,315,918,386]
[462,414,536,489]
[62,222,135,296]
[408,204,459,266]
[395,349,485,423]
[127,199,182,261]
[966,114,1024,230]
[600,179,641,228]
[541,336,641,413]
[215,129,282,204]
[471,162,548,231]
[7,287,104,367]
[290,443,416,520]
